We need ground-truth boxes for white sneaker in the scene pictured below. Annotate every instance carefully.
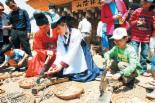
[146,90,155,99]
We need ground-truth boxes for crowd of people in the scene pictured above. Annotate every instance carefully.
[0,0,155,99]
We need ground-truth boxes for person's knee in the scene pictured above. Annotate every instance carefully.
[118,62,128,70]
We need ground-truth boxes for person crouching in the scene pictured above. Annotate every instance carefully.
[104,27,143,88]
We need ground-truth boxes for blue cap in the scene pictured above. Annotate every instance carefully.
[44,12,61,29]
[151,56,155,70]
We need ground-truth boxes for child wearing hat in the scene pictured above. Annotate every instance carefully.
[104,27,143,87]
[0,44,28,71]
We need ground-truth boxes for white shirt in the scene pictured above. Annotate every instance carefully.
[78,18,92,34]
[54,28,87,75]
[97,21,107,37]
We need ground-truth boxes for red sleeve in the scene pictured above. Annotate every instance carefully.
[51,61,69,69]
[101,5,114,24]
[129,9,140,26]
[60,61,69,68]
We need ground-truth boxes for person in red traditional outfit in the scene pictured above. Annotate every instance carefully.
[25,11,59,77]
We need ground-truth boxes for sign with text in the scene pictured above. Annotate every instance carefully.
[72,0,102,11]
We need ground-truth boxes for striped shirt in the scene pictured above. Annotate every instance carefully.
[129,8,155,43]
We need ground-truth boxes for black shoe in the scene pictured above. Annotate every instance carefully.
[14,68,20,72]
[126,78,135,89]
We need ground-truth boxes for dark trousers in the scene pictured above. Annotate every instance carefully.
[3,36,10,45]
[11,29,32,56]
[130,41,149,71]
[107,35,115,49]
[110,60,137,84]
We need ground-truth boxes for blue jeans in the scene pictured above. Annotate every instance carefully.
[130,41,149,71]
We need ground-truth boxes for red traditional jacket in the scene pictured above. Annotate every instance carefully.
[26,28,58,77]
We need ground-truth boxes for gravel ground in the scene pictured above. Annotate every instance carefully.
[0,54,154,103]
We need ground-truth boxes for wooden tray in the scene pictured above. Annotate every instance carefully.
[0,73,10,80]
[53,81,84,100]
[111,94,147,103]
[11,72,24,77]
[19,78,36,89]
[138,82,155,89]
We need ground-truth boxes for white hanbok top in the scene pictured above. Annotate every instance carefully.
[54,28,88,75]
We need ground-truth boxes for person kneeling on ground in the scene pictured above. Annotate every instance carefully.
[0,44,28,71]
[45,16,101,82]
[104,27,143,88]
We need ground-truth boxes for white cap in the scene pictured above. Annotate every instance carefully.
[110,27,128,40]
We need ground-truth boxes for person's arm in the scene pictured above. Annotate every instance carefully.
[2,25,12,30]
[101,5,122,24]
[47,30,83,74]
[23,10,31,34]
[119,0,129,23]
[0,55,9,68]
[129,9,139,26]
[18,52,28,67]
[119,46,139,77]
[104,46,116,61]
[0,60,8,68]
[46,35,66,74]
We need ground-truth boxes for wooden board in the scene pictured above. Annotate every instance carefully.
[32,77,69,95]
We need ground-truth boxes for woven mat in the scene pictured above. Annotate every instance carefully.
[112,83,155,103]
[111,94,147,103]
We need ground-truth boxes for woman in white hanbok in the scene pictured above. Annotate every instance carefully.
[46,16,101,82]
